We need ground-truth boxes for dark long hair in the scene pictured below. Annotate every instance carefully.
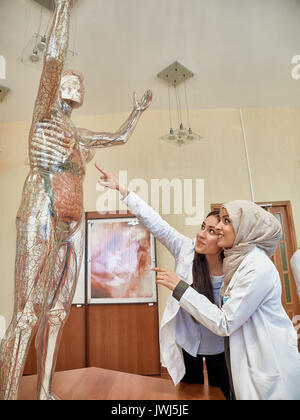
[192,211,224,304]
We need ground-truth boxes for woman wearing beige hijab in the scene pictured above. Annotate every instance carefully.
[154,200,300,400]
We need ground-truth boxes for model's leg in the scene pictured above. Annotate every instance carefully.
[35,222,84,400]
[0,211,56,400]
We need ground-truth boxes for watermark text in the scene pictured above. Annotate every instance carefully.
[96,171,204,226]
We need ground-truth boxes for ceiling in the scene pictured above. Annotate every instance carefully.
[1,0,300,123]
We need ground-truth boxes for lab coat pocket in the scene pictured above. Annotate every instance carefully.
[248,367,281,400]
[288,328,298,350]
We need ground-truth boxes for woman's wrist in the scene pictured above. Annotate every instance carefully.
[172,280,190,302]
[117,184,130,198]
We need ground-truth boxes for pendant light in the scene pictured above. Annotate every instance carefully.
[158,61,201,146]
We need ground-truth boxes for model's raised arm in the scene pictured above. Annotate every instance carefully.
[77,90,152,148]
[32,0,73,122]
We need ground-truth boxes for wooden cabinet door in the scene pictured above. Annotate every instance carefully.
[87,303,160,375]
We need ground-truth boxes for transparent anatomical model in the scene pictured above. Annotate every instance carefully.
[0,0,152,400]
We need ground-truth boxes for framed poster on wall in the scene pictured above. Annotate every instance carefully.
[87,215,157,304]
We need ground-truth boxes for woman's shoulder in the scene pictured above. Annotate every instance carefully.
[245,246,275,262]
[176,238,196,259]
[227,247,279,295]
[239,246,277,277]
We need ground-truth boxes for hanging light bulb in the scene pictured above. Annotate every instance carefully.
[178,123,185,138]
[161,128,176,141]
[37,35,47,52]
[168,128,176,140]
[30,48,39,63]
[187,128,193,140]
[186,127,201,141]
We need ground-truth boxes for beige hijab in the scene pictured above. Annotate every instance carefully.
[220,200,282,297]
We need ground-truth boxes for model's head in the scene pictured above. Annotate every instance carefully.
[195,211,223,257]
[60,70,84,108]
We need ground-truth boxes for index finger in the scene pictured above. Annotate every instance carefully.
[94,163,107,175]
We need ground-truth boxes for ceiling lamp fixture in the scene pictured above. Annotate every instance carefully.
[22,32,77,67]
[37,35,47,52]
[20,2,78,69]
[158,61,201,147]
[30,47,40,63]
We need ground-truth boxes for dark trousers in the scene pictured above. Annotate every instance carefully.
[181,348,231,400]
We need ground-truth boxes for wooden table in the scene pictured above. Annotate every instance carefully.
[18,367,225,400]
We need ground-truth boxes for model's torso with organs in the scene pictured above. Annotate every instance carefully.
[28,111,86,224]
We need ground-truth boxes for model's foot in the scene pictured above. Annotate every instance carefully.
[36,392,62,400]
[48,393,61,401]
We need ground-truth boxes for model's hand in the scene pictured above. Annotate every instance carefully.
[133,90,152,112]
[95,164,129,197]
[152,267,181,291]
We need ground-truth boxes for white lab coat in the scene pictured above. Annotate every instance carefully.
[179,247,300,400]
[291,249,300,298]
[123,192,300,400]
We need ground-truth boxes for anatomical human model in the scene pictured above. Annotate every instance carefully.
[0,0,152,400]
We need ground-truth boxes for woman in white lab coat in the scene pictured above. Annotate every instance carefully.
[154,200,300,400]
[95,165,231,399]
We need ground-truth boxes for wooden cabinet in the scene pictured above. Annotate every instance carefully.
[87,303,160,375]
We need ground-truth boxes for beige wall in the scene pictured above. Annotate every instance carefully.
[1,108,300,328]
